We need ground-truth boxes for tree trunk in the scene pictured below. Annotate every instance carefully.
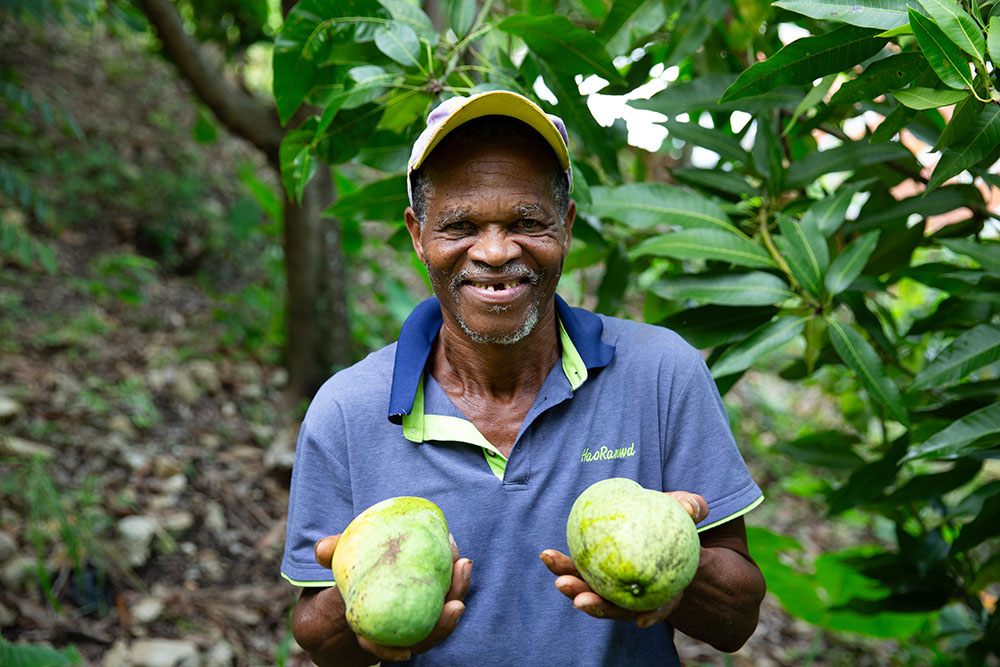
[135,0,353,401]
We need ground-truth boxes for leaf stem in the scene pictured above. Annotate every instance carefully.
[758,205,796,284]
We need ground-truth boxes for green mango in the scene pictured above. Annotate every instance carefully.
[331,497,453,646]
[566,478,700,611]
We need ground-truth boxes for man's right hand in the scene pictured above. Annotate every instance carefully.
[293,534,472,665]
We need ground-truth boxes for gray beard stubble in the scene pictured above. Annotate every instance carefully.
[433,261,544,345]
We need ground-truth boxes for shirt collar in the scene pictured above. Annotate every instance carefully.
[387,294,615,424]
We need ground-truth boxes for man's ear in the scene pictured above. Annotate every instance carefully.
[404,207,425,264]
[562,199,576,253]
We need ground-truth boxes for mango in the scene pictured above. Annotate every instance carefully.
[566,478,700,611]
[331,496,453,646]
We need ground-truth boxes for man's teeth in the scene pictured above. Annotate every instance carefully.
[475,281,519,291]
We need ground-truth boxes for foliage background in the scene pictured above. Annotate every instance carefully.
[1,0,999,664]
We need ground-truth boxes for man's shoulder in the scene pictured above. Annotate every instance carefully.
[596,313,701,364]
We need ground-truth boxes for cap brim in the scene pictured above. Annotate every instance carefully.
[408,91,570,173]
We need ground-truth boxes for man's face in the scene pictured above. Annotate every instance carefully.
[405,134,575,345]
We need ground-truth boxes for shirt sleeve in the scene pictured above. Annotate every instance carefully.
[280,397,356,586]
[661,352,763,531]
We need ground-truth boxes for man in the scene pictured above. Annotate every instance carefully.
[281,90,766,666]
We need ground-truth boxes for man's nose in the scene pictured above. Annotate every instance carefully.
[467,227,522,266]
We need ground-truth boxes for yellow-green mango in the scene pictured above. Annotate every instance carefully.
[566,478,700,611]
[331,497,452,646]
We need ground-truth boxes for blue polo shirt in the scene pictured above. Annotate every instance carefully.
[281,295,763,666]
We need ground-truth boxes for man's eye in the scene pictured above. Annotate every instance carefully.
[446,221,473,231]
[517,218,540,229]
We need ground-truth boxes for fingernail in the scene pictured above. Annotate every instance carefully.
[637,617,652,628]
[463,560,472,581]
[587,605,604,618]
[539,552,550,565]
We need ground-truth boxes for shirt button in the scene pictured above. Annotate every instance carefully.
[487,450,497,457]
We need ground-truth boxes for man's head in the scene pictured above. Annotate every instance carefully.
[403,92,576,346]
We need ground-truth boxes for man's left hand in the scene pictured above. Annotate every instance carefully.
[539,490,708,628]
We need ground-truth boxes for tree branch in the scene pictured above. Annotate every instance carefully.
[135,0,284,165]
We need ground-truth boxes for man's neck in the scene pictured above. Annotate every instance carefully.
[430,306,561,402]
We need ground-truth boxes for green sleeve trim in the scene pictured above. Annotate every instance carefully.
[696,494,764,533]
[559,319,588,390]
[281,572,336,588]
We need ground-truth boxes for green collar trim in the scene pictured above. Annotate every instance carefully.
[400,318,587,481]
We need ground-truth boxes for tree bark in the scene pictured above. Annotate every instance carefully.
[135,0,352,400]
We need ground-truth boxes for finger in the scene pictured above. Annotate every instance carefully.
[314,535,341,569]
[410,599,465,654]
[667,491,709,523]
[445,558,472,602]
[539,549,580,577]
[553,574,591,600]
[571,591,636,622]
[357,636,411,662]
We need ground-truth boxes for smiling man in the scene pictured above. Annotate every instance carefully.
[281,91,766,666]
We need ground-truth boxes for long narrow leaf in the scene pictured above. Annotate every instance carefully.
[990,17,1000,65]
[711,316,808,377]
[892,87,969,109]
[660,306,779,348]
[801,179,876,237]
[591,183,736,232]
[629,229,777,269]
[909,7,976,90]
[932,95,985,151]
[663,121,750,164]
[937,238,1000,272]
[650,272,795,306]
[720,25,888,103]
[918,0,985,62]
[911,323,1000,389]
[827,318,910,426]
[788,142,913,187]
[829,52,929,104]
[825,231,881,295]
[773,0,909,29]
[777,214,830,296]
[903,402,1000,460]
[928,105,1000,190]
[498,14,625,85]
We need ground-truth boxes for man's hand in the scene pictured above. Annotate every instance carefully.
[294,534,472,665]
[539,491,708,628]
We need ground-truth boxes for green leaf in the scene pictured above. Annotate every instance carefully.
[663,120,749,164]
[773,0,909,29]
[497,14,625,85]
[635,74,804,115]
[316,103,383,164]
[927,105,1000,190]
[917,0,986,62]
[753,113,785,192]
[870,103,917,142]
[279,120,319,203]
[802,179,876,237]
[596,245,630,315]
[446,0,476,38]
[720,25,888,103]
[903,402,1000,460]
[990,17,1000,65]
[892,86,969,109]
[590,183,736,233]
[909,7,976,90]
[374,20,421,68]
[273,0,389,124]
[0,639,81,666]
[711,316,808,377]
[629,229,777,269]
[951,493,1000,553]
[325,174,408,223]
[937,237,1000,272]
[788,141,913,187]
[777,214,830,296]
[911,323,1000,389]
[932,95,985,150]
[826,231,881,295]
[827,318,910,426]
[659,306,779,348]
[672,169,759,197]
[775,431,866,469]
[650,272,796,306]
[661,0,731,67]
[380,0,438,47]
